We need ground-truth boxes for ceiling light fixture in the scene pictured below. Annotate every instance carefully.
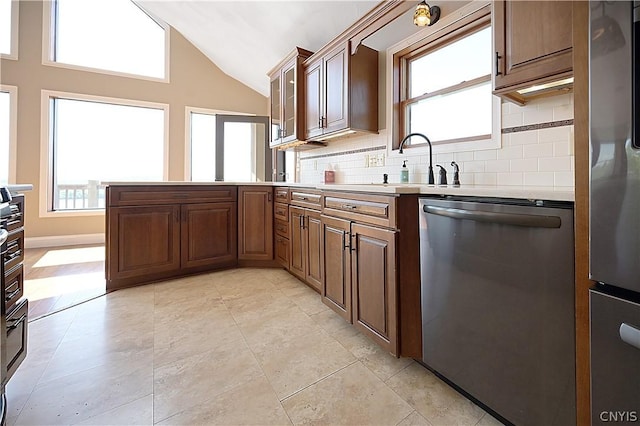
[413,1,440,27]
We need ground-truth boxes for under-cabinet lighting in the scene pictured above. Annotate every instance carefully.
[317,130,356,141]
[516,77,574,95]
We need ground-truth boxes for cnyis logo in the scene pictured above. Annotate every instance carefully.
[600,411,639,422]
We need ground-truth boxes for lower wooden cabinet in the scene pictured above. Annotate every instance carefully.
[107,205,181,282]
[289,205,323,292]
[238,186,273,261]
[106,186,239,290]
[181,202,237,269]
[351,223,397,354]
[320,215,351,322]
[275,234,290,268]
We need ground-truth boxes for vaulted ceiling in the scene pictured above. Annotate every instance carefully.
[136,1,382,97]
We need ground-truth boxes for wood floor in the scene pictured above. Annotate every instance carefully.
[23,244,106,320]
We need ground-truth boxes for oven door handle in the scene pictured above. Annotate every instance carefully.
[422,205,562,228]
[620,323,640,351]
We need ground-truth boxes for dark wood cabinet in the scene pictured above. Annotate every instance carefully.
[320,191,420,357]
[238,187,273,261]
[273,187,290,270]
[320,215,351,322]
[106,185,238,290]
[304,41,378,141]
[275,234,289,268]
[493,0,573,103]
[351,223,397,354]
[182,202,237,269]
[269,47,313,148]
[289,189,324,292]
[108,205,181,282]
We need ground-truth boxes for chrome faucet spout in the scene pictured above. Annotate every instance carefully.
[398,132,434,184]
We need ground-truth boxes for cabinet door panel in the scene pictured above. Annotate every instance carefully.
[181,202,237,269]
[494,1,573,90]
[324,45,348,134]
[275,235,290,269]
[305,210,323,292]
[238,187,273,261]
[289,206,306,280]
[305,60,323,139]
[352,223,397,354]
[109,205,181,280]
[270,74,282,146]
[321,215,351,321]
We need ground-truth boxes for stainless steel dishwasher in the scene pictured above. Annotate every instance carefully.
[419,196,575,426]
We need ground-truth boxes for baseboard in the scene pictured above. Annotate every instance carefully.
[25,233,105,248]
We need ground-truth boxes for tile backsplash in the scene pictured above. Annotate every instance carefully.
[298,93,574,188]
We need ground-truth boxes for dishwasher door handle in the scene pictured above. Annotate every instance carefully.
[422,205,562,228]
[620,323,640,351]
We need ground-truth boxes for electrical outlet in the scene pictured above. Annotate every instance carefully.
[364,155,369,168]
[376,153,385,167]
[369,155,378,167]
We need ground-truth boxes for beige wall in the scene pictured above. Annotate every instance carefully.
[0,1,267,239]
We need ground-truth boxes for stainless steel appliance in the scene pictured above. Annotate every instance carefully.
[589,1,640,423]
[419,197,575,426]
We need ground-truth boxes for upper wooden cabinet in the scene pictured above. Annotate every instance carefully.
[269,47,313,149]
[493,1,573,104]
[304,41,378,141]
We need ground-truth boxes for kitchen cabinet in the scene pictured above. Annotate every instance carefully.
[274,187,290,269]
[321,191,420,357]
[106,186,238,290]
[238,186,273,262]
[493,0,573,104]
[304,41,378,141]
[269,47,313,149]
[289,189,323,292]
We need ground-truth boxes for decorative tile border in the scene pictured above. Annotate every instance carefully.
[300,145,386,161]
[502,119,573,134]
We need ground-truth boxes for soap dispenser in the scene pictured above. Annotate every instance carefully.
[400,160,409,183]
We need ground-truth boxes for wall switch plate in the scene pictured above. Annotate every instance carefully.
[364,155,370,168]
[376,153,385,167]
[313,160,318,170]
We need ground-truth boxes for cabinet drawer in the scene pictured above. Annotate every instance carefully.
[6,298,28,381]
[275,235,289,269]
[290,189,322,209]
[274,187,290,203]
[4,264,24,313]
[275,219,289,238]
[108,186,237,206]
[274,203,289,222]
[4,229,24,272]
[323,192,396,228]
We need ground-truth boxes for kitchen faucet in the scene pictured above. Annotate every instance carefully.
[398,133,434,184]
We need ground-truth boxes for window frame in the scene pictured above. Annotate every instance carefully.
[0,0,19,60]
[39,90,170,218]
[388,3,500,154]
[41,0,171,82]
[0,85,18,184]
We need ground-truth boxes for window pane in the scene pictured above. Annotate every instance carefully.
[55,0,165,78]
[190,113,216,182]
[0,0,11,55]
[409,81,492,142]
[0,91,9,185]
[222,122,266,182]
[52,98,164,210]
[410,27,491,97]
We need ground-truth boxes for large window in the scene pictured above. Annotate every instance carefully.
[0,0,18,58]
[393,6,497,151]
[44,93,167,212]
[49,0,167,79]
[0,86,16,186]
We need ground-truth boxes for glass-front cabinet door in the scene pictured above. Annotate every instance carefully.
[283,64,296,141]
[270,75,281,145]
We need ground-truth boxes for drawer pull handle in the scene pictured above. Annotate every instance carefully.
[299,196,308,201]
[7,313,26,330]
[620,323,640,351]
[341,204,357,210]
[5,288,20,302]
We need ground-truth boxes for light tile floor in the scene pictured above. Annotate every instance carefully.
[8,268,503,425]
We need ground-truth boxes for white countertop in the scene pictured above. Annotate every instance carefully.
[105,182,574,202]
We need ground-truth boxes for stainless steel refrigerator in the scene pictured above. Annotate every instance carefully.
[589,1,640,424]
